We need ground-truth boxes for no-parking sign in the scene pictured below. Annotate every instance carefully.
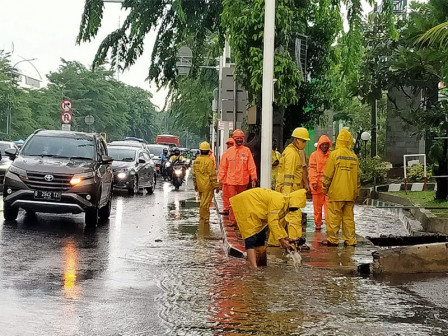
[61,99,72,112]
[61,111,73,124]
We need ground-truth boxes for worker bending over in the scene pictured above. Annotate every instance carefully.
[230,188,307,269]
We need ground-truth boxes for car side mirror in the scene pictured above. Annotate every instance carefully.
[5,148,18,160]
[101,155,114,164]
[150,154,154,159]
[138,158,146,164]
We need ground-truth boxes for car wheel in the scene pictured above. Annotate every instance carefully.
[146,186,154,194]
[99,197,112,220]
[85,206,99,227]
[4,203,19,221]
[128,176,138,195]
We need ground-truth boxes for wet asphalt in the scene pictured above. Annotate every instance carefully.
[1,174,448,335]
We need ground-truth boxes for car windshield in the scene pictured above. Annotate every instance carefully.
[21,135,95,160]
[108,147,136,162]
[147,145,168,156]
[0,143,12,155]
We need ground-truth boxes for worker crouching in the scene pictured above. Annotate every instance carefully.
[230,188,307,269]
[193,142,220,226]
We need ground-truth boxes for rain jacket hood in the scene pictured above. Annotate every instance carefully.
[336,129,353,149]
[317,135,332,154]
[288,189,307,208]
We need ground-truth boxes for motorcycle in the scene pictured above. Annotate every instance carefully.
[171,161,186,190]
[161,160,171,180]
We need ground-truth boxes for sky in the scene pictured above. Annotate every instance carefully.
[0,0,167,109]
[0,0,425,111]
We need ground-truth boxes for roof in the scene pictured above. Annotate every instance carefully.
[34,130,95,140]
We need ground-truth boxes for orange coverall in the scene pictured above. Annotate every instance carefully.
[308,135,332,229]
[219,139,236,213]
[218,145,257,222]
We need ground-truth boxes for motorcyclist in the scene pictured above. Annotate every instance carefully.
[160,148,170,178]
[169,147,186,181]
[169,147,185,163]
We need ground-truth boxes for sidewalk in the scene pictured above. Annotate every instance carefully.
[0,195,3,212]
[214,192,404,271]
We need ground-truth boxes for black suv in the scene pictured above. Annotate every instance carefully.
[3,130,114,226]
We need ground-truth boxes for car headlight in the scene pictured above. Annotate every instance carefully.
[117,172,127,179]
[70,171,95,186]
[174,169,182,176]
[8,165,28,179]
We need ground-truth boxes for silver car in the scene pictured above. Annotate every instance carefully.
[0,141,19,188]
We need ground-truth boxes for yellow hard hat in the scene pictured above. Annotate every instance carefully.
[289,189,307,208]
[199,141,211,150]
[291,127,310,141]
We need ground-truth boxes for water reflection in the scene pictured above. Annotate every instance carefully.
[62,239,80,300]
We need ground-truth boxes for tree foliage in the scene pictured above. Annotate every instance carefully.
[0,55,160,142]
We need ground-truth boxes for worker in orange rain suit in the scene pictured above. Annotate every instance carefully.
[218,138,235,215]
[321,129,360,246]
[230,188,307,268]
[308,134,332,231]
[268,127,310,246]
[208,149,216,169]
[217,129,257,224]
[193,142,220,225]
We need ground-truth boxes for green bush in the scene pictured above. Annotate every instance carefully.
[360,156,391,185]
[406,163,432,182]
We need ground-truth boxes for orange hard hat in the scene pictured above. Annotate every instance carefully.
[233,129,245,138]
[226,137,235,145]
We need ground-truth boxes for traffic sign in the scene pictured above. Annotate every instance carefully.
[84,115,95,125]
[61,111,73,124]
[61,99,72,112]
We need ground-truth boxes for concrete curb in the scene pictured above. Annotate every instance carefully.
[0,195,3,212]
[373,192,448,235]
[213,193,246,259]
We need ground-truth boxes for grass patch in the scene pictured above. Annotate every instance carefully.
[388,191,448,218]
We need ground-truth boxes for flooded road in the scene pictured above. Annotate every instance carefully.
[0,176,448,335]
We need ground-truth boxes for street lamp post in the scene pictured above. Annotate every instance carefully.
[361,131,371,160]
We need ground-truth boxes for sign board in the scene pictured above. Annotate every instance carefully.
[61,111,73,124]
[61,124,71,131]
[218,120,234,131]
[221,67,248,122]
[85,115,95,125]
[61,99,72,112]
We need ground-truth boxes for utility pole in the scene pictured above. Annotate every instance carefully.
[260,0,276,189]
[371,98,377,157]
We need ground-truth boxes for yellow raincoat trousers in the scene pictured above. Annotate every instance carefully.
[193,155,219,225]
[269,143,304,245]
[230,188,307,243]
[322,129,360,246]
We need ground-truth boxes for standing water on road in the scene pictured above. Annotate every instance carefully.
[0,180,447,335]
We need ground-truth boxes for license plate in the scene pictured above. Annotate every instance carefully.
[34,190,62,201]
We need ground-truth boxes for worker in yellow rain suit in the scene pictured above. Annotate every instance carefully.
[321,129,360,246]
[193,142,220,226]
[271,139,281,190]
[230,188,307,268]
[268,127,310,246]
